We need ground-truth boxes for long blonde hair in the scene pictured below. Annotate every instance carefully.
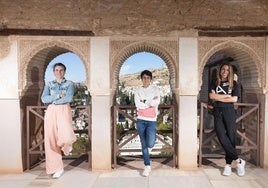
[216,61,234,89]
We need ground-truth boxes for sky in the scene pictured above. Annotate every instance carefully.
[119,52,166,76]
[45,52,86,82]
[45,52,166,82]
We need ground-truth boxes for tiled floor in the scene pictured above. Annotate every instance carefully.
[1,155,268,188]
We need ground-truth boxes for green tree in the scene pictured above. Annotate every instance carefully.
[117,82,132,105]
[71,83,91,106]
[117,123,125,141]
[157,122,172,137]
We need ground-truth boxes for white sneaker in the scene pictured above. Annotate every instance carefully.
[142,166,151,177]
[52,169,64,179]
[237,159,246,176]
[223,164,232,176]
[69,146,73,154]
[62,145,72,156]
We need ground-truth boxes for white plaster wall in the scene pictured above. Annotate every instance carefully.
[178,96,198,169]
[90,37,110,96]
[266,37,268,90]
[0,37,23,172]
[0,100,22,172]
[263,37,268,168]
[90,37,111,171]
[178,38,198,169]
[264,94,268,168]
[0,37,19,99]
[179,38,198,96]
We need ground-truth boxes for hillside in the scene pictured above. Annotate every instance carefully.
[119,68,169,87]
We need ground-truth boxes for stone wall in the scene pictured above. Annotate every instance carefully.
[0,0,267,172]
[0,0,267,36]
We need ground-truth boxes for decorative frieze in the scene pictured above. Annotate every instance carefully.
[0,36,11,59]
[18,37,90,91]
[110,38,179,94]
[198,37,266,92]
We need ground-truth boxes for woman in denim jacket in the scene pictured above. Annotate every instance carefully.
[41,63,76,178]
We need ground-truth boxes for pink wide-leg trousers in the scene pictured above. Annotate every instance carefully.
[44,104,76,174]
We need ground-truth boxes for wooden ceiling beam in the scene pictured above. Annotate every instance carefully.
[0,28,94,36]
[196,26,268,37]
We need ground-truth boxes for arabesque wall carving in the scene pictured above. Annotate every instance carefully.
[110,38,179,96]
[18,37,90,92]
[198,37,266,92]
[0,36,11,59]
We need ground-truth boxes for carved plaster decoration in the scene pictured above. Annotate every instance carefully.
[18,37,90,91]
[0,36,11,59]
[198,37,265,92]
[110,38,178,96]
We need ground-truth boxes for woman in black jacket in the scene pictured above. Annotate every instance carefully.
[209,61,245,176]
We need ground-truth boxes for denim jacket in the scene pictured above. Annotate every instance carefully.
[41,78,74,105]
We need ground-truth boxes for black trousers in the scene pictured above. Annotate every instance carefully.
[213,107,238,164]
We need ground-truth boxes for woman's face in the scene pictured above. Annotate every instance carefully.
[141,74,151,88]
[220,65,229,81]
[53,65,66,80]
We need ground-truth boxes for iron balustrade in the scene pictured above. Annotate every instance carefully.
[26,105,91,170]
[198,102,260,167]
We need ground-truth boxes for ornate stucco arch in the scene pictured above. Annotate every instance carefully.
[110,38,178,99]
[198,38,265,92]
[18,37,90,92]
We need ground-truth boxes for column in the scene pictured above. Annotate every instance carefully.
[178,37,198,169]
[262,37,268,168]
[90,37,111,171]
[0,37,23,172]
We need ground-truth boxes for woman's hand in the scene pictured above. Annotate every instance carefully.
[59,93,66,98]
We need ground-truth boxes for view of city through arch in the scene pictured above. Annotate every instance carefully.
[45,52,173,157]
[45,52,171,106]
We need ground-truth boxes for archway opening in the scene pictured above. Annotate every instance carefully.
[20,48,90,170]
[45,52,90,106]
[113,51,176,169]
[117,52,171,105]
[198,48,261,166]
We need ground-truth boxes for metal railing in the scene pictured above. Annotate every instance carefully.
[112,105,177,168]
[26,105,91,170]
[198,102,260,167]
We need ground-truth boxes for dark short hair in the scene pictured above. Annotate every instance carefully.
[53,63,66,71]
[140,70,152,79]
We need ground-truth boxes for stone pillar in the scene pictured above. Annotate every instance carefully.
[262,37,268,168]
[178,37,198,169]
[0,37,23,172]
[90,37,111,171]
[263,93,268,168]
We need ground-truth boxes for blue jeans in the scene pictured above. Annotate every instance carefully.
[136,119,157,166]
